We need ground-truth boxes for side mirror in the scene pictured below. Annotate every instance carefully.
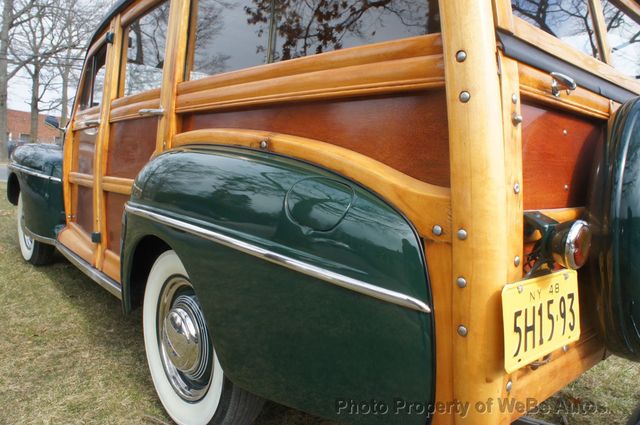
[44,115,64,132]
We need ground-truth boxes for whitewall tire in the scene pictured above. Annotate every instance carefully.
[143,250,263,425]
[16,193,54,266]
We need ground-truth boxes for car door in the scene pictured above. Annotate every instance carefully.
[99,0,170,281]
[61,40,109,266]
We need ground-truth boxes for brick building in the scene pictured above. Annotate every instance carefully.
[7,109,62,144]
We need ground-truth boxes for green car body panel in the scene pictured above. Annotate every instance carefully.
[7,143,65,241]
[588,97,640,360]
[122,146,435,424]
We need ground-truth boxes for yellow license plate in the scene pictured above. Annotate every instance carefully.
[502,270,580,373]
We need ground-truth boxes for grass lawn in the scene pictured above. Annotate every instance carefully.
[0,182,638,424]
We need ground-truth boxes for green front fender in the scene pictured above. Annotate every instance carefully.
[123,146,435,424]
[8,143,65,240]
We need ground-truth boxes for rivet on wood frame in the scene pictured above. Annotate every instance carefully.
[259,140,269,150]
[456,50,467,62]
[512,113,523,125]
[514,256,521,267]
[457,229,468,240]
[513,182,521,194]
[456,277,467,288]
[432,225,443,236]
[459,91,471,103]
[512,94,518,104]
[457,325,468,337]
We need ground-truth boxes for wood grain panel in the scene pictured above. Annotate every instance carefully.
[76,130,96,175]
[75,186,94,236]
[182,92,451,187]
[105,192,129,255]
[521,103,603,210]
[107,117,158,179]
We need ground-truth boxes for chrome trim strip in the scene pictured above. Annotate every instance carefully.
[57,243,123,300]
[125,203,431,314]
[23,226,56,246]
[8,163,62,183]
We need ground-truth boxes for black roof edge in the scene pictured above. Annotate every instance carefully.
[88,0,135,48]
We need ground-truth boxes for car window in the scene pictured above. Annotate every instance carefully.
[123,1,170,96]
[511,0,600,58]
[79,44,107,111]
[188,0,441,80]
[602,0,640,78]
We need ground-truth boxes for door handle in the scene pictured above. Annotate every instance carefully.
[138,108,164,117]
[550,72,577,97]
[78,119,101,129]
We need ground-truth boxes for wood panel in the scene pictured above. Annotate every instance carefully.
[105,192,129,255]
[183,92,451,187]
[106,117,159,179]
[74,186,94,239]
[58,224,95,265]
[521,103,603,210]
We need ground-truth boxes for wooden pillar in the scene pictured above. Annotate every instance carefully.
[438,1,515,423]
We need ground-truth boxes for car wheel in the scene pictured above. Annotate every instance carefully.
[17,194,54,266]
[143,250,264,425]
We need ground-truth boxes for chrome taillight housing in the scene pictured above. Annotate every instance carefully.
[550,220,592,270]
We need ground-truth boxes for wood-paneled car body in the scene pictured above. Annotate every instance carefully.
[6,0,640,424]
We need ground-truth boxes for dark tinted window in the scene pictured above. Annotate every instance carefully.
[511,0,599,58]
[123,1,170,96]
[602,0,640,78]
[189,0,440,80]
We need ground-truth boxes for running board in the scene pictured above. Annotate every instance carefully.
[56,243,122,300]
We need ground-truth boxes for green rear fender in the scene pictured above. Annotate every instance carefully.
[123,146,435,424]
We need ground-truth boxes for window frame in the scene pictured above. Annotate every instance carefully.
[117,0,170,99]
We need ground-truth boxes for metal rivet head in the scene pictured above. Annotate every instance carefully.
[564,184,569,191]
[432,225,443,236]
[456,277,467,288]
[456,50,467,62]
[457,229,468,240]
[514,256,521,267]
[259,140,268,150]
[517,285,524,293]
[563,345,569,353]
[512,94,518,104]
[512,113,523,125]
[513,182,520,194]
[506,380,513,393]
[457,325,468,337]
[563,129,568,136]
[459,91,471,103]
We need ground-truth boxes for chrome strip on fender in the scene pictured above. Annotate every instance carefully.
[23,226,56,246]
[57,243,123,300]
[8,163,62,183]
[125,203,431,314]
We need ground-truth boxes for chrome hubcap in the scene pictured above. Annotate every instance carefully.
[158,277,213,402]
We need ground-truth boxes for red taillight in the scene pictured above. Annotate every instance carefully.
[551,220,592,270]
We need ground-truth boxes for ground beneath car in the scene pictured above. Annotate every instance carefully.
[0,182,637,425]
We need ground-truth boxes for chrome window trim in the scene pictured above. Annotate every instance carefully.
[57,243,123,299]
[125,203,432,314]
[8,163,62,183]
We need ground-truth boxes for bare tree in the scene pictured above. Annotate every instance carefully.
[0,0,35,161]
[10,0,67,143]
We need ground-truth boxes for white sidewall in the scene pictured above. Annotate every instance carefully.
[17,194,34,261]
[143,250,224,425]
